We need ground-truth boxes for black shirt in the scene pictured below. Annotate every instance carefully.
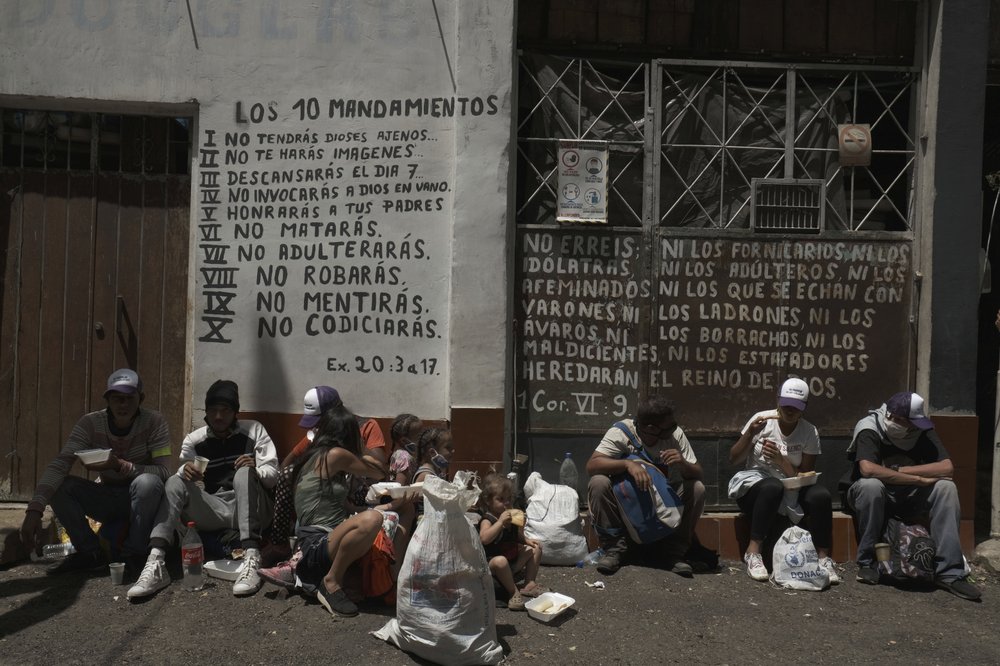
[850,428,949,482]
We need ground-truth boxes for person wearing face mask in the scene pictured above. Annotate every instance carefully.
[845,391,980,600]
[412,427,454,485]
[585,395,705,577]
[728,378,838,583]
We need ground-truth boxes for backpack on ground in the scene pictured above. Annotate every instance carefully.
[610,422,683,544]
[883,518,936,581]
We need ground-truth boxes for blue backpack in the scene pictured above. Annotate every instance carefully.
[609,422,684,544]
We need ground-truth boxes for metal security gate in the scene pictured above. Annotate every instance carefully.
[517,54,919,231]
[514,55,920,496]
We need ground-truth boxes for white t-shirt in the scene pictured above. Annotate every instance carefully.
[594,418,697,485]
[739,409,821,477]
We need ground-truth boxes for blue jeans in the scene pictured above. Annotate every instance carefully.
[49,473,165,558]
[847,477,964,580]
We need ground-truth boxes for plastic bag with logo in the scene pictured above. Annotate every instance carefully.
[771,525,830,591]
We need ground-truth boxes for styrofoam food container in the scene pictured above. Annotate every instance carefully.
[780,472,821,489]
[75,448,111,465]
[525,592,575,623]
[205,559,245,581]
[386,482,424,500]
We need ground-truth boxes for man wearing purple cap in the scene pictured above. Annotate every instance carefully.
[846,391,981,600]
[19,368,172,575]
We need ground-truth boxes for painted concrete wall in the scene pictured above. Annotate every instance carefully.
[0,1,514,424]
[915,0,989,414]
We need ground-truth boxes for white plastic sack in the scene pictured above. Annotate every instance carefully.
[522,472,588,566]
[771,526,830,591]
[374,471,503,666]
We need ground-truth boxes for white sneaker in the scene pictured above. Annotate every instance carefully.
[819,556,841,585]
[127,558,170,600]
[233,548,262,597]
[744,552,769,581]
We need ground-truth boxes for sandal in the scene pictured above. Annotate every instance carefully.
[519,583,550,598]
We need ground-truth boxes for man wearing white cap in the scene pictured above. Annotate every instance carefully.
[846,391,980,600]
[19,368,172,575]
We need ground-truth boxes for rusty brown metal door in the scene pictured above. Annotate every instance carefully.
[0,171,190,501]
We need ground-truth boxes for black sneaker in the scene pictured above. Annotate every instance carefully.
[666,560,694,578]
[596,549,623,575]
[46,549,106,575]
[856,565,879,585]
[316,585,359,617]
[936,577,982,601]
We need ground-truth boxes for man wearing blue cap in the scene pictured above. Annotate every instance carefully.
[19,368,172,574]
[846,391,981,600]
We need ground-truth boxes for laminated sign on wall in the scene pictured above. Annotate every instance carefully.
[557,140,608,224]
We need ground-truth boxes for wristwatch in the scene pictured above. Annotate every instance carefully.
[889,464,900,472]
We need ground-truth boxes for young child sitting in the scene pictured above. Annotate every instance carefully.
[412,427,453,484]
[478,473,545,611]
[388,413,424,485]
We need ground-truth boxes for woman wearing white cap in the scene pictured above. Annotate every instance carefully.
[727,377,838,583]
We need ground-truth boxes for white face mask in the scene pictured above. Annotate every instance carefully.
[884,419,915,445]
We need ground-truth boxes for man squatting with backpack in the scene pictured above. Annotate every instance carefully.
[845,391,981,601]
[585,395,705,576]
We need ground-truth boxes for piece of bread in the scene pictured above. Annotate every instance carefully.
[797,471,817,477]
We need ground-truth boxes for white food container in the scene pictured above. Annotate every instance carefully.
[75,448,111,465]
[780,472,821,489]
[525,592,576,623]
[204,559,244,581]
[386,482,425,501]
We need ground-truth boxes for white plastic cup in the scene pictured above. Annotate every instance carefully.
[109,562,125,585]
[193,456,209,473]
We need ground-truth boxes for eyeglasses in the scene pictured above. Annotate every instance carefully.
[641,422,678,439]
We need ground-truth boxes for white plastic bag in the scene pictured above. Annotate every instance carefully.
[374,471,503,665]
[771,526,830,591]
[522,472,588,565]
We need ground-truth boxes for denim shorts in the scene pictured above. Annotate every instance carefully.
[295,527,333,591]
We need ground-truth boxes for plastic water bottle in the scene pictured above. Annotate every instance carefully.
[559,451,579,490]
[181,521,204,591]
[576,548,604,568]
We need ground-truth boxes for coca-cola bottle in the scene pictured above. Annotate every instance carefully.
[181,521,204,591]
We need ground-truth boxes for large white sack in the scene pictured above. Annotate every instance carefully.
[374,471,503,665]
[522,472,588,566]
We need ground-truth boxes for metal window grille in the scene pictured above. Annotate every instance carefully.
[1,109,191,175]
[750,178,825,233]
[516,54,919,233]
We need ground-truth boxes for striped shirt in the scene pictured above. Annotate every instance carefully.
[28,408,172,513]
